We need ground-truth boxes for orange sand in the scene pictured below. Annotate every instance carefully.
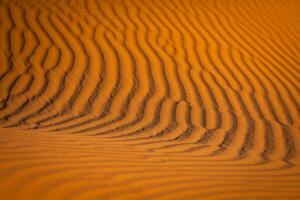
[0,0,300,199]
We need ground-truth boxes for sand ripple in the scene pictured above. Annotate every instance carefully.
[0,0,299,199]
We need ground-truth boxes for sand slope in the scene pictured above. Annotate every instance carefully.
[0,0,300,199]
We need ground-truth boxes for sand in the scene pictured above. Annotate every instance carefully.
[0,0,299,199]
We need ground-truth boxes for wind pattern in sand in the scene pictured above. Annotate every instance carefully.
[0,0,300,199]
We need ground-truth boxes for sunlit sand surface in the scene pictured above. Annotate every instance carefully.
[0,0,300,199]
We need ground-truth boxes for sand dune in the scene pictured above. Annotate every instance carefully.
[0,0,299,199]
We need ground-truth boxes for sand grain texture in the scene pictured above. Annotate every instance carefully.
[0,0,300,199]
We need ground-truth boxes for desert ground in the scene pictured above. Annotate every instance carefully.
[0,0,300,199]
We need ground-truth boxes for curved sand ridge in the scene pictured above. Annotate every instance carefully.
[0,0,300,199]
